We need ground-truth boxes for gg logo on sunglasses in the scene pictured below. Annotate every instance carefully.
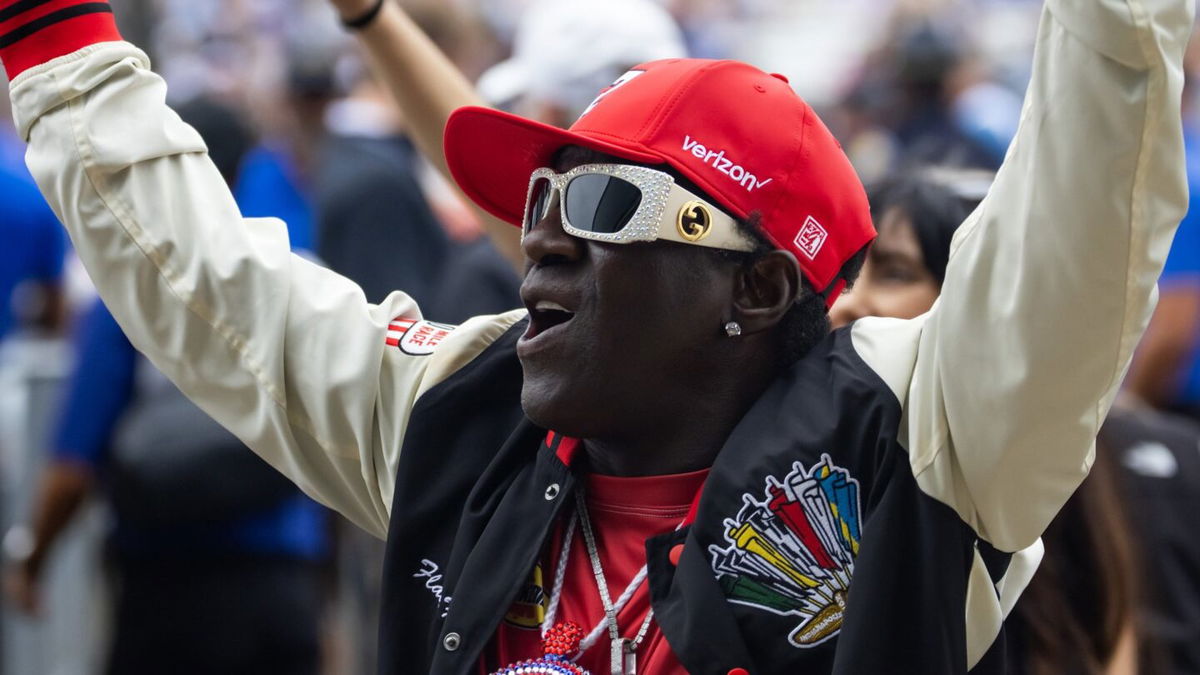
[676,201,713,242]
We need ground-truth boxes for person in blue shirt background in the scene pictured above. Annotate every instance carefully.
[3,97,330,675]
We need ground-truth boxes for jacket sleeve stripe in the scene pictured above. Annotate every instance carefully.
[0,0,119,79]
[0,3,111,49]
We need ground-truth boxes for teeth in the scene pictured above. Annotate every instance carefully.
[535,300,572,314]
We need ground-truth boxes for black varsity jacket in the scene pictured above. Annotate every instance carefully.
[376,320,1033,674]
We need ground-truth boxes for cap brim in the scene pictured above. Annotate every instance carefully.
[444,106,665,226]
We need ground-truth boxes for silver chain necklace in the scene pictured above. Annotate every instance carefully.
[541,489,656,675]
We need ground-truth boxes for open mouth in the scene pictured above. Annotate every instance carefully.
[525,300,576,341]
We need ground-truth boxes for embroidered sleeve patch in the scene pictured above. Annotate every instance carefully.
[708,454,862,648]
[387,317,457,355]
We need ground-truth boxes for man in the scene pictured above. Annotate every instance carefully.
[0,0,1190,674]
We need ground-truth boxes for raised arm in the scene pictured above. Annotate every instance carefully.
[853,0,1192,552]
[2,3,523,538]
[329,0,523,271]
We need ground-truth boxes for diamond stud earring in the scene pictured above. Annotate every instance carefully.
[724,321,742,338]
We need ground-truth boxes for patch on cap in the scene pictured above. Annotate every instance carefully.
[386,318,457,356]
[794,216,828,260]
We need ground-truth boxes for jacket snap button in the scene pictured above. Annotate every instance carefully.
[544,483,561,500]
[668,543,685,566]
[443,632,462,651]
[727,669,750,675]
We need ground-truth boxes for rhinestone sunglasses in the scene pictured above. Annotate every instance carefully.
[522,163,756,252]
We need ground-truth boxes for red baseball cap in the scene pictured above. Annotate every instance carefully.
[444,58,875,299]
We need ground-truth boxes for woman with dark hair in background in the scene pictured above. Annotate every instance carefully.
[829,173,968,325]
[832,172,1143,675]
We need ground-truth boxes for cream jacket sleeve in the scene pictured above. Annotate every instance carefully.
[9,44,525,539]
[853,0,1192,552]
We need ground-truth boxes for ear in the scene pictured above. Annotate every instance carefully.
[732,249,803,334]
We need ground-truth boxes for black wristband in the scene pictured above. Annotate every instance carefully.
[341,0,386,30]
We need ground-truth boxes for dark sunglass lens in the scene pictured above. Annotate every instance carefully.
[564,174,642,234]
[525,178,552,232]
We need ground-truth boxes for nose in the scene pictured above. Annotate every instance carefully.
[521,200,585,267]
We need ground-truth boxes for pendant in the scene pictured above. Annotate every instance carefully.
[609,638,636,675]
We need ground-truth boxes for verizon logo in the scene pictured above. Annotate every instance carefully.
[682,136,773,192]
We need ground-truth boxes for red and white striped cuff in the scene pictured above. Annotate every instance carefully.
[1,0,121,80]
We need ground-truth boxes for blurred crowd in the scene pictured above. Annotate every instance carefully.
[0,0,1198,673]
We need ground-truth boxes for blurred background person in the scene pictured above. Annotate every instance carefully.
[232,55,338,254]
[826,3,1024,185]
[0,81,68,675]
[5,299,330,675]
[0,76,67,675]
[315,1,500,318]
[3,98,330,675]
[828,172,970,325]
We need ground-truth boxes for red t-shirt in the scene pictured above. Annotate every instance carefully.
[481,467,708,674]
